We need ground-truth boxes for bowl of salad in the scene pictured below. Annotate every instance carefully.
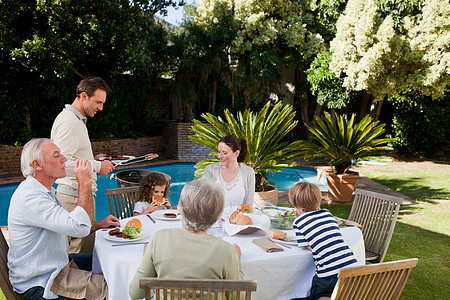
[261,207,296,229]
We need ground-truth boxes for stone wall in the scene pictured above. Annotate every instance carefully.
[0,124,213,181]
[161,122,212,161]
[0,137,162,180]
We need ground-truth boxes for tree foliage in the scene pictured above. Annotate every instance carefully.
[0,0,180,145]
[330,0,449,102]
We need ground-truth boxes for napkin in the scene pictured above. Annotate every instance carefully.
[335,217,363,229]
[252,237,284,253]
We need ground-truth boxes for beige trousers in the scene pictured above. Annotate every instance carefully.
[56,192,96,253]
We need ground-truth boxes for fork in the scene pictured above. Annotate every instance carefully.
[146,214,156,224]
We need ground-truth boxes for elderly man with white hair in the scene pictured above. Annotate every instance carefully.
[8,138,119,300]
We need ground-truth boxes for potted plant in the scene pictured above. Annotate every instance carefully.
[190,101,304,206]
[299,113,392,202]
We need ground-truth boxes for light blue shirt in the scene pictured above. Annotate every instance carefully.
[7,176,91,299]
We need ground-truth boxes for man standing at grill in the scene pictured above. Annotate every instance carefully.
[51,76,115,253]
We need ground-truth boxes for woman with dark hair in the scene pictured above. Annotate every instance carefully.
[202,135,255,208]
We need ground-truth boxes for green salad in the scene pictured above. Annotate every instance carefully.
[271,210,296,229]
[122,226,141,239]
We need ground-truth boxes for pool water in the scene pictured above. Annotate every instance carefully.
[0,162,327,225]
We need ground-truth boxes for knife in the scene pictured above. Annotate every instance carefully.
[146,214,156,224]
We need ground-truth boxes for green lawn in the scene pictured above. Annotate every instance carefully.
[323,159,449,300]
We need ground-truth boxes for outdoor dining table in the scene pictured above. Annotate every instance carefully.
[92,212,365,300]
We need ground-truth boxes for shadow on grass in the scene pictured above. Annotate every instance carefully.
[324,204,449,300]
[369,177,449,203]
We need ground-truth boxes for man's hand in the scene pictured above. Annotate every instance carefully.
[74,158,92,187]
[99,160,115,175]
[91,215,120,232]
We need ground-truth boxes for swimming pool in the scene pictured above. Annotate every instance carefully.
[0,162,327,225]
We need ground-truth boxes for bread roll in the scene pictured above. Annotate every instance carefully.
[229,211,239,224]
[126,218,142,230]
[268,229,287,240]
[235,214,253,225]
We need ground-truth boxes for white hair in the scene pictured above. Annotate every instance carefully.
[21,138,53,177]
[178,178,225,232]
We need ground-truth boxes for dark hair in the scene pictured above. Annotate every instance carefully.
[76,77,111,98]
[219,135,248,163]
[135,172,170,203]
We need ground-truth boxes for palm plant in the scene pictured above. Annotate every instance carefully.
[190,101,305,192]
[299,113,392,174]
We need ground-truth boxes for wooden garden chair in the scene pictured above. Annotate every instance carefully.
[328,258,418,300]
[0,230,21,300]
[139,278,257,300]
[105,186,140,219]
[348,189,403,263]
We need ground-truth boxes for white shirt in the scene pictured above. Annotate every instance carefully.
[8,176,91,298]
[51,104,102,195]
[217,168,245,208]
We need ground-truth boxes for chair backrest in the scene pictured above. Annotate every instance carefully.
[0,230,21,300]
[330,258,418,300]
[348,189,402,263]
[139,278,257,300]
[105,186,140,219]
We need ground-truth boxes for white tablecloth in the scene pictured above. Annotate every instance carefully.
[93,214,365,300]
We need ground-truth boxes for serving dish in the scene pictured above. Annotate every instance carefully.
[223,214,270,235]
[261,207,296,229]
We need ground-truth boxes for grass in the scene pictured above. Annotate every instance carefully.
[322,158,449,300]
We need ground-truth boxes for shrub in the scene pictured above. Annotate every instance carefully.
[390,91,450,156]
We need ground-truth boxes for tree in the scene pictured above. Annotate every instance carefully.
[329,0,449,120]
[185,0,326,114]
[0,0,181,144]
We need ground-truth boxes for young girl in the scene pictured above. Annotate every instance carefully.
[133,172,171,216]
[289,182,357,300]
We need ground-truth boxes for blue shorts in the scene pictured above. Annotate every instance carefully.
[309,274,338,300]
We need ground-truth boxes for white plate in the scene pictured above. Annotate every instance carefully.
[111,155,135,164]
[268,229,298,246]
[151,209,181,221]
[223,214,270,235]
[102,229,147,242]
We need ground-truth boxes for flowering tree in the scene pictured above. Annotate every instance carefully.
[329,0,449,120]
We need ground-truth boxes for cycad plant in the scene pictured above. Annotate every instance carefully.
[190,101,305,192]
[299,113,392,174]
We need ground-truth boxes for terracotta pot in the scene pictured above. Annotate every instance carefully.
[325,171,359,203]
[253,186,279,206]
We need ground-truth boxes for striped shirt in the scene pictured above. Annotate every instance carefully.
[293,209,358,278]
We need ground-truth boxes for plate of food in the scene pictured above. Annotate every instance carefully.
[223,205,271,235]
[151,209,181,220]
[267,229,298,246]
[103,218,147,242]
[110,155,135,164]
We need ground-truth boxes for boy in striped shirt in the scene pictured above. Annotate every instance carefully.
[290,182,358,300]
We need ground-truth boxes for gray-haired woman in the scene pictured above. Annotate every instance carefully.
[129,178,243,300]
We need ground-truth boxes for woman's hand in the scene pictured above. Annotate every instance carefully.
[232,244,242,260]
